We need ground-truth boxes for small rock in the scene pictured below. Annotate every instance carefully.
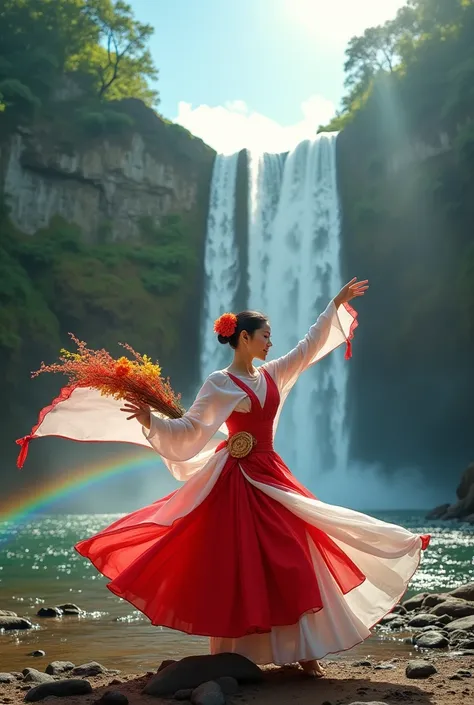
[457,669,472,678]
[12,672,24,680]
[374,662,396,670]
[36,607,62,618]
[458,639,474,650]
[215,676,239,694]
[388,617,406,630]
[0,616,33,630]
[55,603,83,615]
[24,678,92,702]
[28,651,46,658]
[191,682,225,705]
[72,661,108,676]
[175,690,193,701]
[109,678,124,685]
[158,659,177,673]
[0,610,18,617]
[98,691,129,705]
[22,669,54,685]
[351,660,372,667]
[392,604,408,615]
[0,674,16,683]
[45,661,75,676]
[408,613,440,628]
[414,632,449,649]
[406,660,438,678]
[449,674,463,681]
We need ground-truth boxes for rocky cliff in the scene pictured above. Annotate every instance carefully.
[0,99,214,243]
[0,99,215,485]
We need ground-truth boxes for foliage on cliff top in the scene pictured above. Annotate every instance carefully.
[319,0,474,136]
[0,0,158,118]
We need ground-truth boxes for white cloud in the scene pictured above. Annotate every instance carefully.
[174,95,336,155]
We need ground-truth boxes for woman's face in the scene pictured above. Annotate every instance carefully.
[239,323,272,361]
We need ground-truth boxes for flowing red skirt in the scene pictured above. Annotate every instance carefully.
[75,451,366,639]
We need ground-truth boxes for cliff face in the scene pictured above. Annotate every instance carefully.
[0,99,215,490]
[0,100,214,243]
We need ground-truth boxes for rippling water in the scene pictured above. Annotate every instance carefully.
[0,512,472,673]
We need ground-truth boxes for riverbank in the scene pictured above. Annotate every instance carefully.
[0,654,473,705]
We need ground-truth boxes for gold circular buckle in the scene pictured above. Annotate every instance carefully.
[227,431,256,458]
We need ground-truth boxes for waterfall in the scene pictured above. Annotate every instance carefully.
[200,153,240,379]
[248,135,348,483]
[201,135,348,491]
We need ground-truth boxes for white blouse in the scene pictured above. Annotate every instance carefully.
[143,299,355,478]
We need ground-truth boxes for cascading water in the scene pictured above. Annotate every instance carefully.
[248,134,348,483]
[201,135,350,495]
[200,153,240,379]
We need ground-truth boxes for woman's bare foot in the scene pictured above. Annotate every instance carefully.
[299,659,325,678]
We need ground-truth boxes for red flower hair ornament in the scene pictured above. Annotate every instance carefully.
[214,312,238,338]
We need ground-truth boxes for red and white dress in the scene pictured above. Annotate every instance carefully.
[18,300,429,665]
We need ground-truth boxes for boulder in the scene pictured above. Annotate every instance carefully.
[446,615,474,632]
[414,632,449,649]
[143,653,263,697]
[24,678,92,702]
[72,661,109,676]
[0,615,33,630]
[405,660,437,678]
[22,669,54,684]
[45,661,75,675]
[37,607,62,618]
[403,593,429,611]
[430,599,474,619]
[408,613,440,628]
[449,583,474,602]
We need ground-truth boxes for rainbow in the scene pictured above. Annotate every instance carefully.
[0,449,161,525]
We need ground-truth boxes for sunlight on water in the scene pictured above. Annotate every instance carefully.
[0,513,472,673]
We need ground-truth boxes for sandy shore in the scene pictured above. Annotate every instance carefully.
[1,655,473,705]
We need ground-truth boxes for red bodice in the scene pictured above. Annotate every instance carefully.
[217,369,279,454]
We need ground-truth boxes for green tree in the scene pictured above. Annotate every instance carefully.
[78,0,158,104]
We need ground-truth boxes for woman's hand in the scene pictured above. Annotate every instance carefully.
[120,400,151,430]
[334,278,369,308]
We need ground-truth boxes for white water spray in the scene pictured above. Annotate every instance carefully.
[200,153,240,378]
[248,135,348,483]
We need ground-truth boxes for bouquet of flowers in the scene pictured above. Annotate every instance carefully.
[33,334,184,419]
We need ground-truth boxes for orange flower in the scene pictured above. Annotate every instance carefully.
[214,312,237,338]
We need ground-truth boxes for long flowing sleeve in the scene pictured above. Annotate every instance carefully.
[16,372,249,482]
[143,372,245,463]
[264,300,357,402]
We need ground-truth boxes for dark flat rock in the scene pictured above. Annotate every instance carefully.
[24,678,92,702]
[143,653,262,697]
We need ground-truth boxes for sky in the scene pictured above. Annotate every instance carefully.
[130,0,407,153]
